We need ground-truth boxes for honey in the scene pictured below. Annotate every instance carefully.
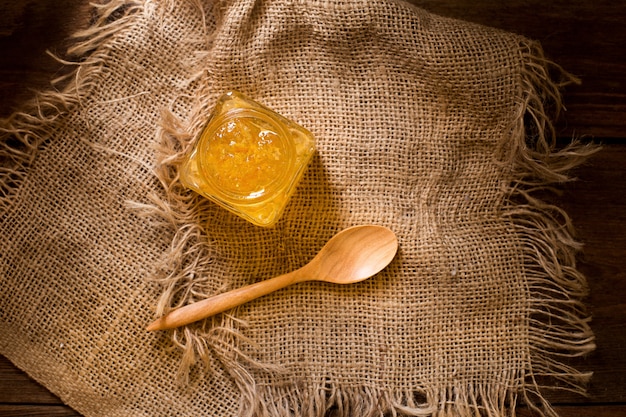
[179,91,316,227]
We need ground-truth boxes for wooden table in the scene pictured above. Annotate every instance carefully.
[1,1,625,416]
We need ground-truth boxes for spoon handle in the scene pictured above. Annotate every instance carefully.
[147,270,301,331]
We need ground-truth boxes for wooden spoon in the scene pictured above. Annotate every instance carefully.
[147,225,398,331]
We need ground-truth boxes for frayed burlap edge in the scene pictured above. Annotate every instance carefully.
[0,0,598,415]
[0,0,143,212]
[498,41,598,417]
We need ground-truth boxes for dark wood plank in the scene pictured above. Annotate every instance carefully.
[527,146,626,407]
[0,0,93,117]
[0,356,62,404]
[407,0,626,139]
[519,405,626,417]
[0,405,81,417]
[559,146,626,403]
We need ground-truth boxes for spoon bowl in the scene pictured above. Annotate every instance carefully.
[147,225,398,331]
[302,224,398,284]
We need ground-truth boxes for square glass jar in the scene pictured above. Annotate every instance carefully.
[179,91,316,227]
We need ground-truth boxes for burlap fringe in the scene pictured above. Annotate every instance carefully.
[0,0,142,212]
[0,0,598,414]
[142,108,285,384]
[233,382,527,417]
[500,40,598,417]
[232,381,529,417]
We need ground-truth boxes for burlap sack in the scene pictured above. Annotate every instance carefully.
[1,0,596,416]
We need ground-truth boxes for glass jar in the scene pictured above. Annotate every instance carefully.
[179,91,316,227]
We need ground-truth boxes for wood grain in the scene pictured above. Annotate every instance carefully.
[0,405,81,417]
[519,405,626,417]
[0,357,62,405]
[0,0,93,117]
[561,147,626,403]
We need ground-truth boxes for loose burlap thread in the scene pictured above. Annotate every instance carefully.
[1,0,596,416]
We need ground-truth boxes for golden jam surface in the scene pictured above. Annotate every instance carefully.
[201,115,290,198]
[179,91,315,227]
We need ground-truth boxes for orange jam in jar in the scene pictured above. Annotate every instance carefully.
[179,91,316,227]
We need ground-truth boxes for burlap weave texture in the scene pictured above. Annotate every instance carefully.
[1,0,595,416]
